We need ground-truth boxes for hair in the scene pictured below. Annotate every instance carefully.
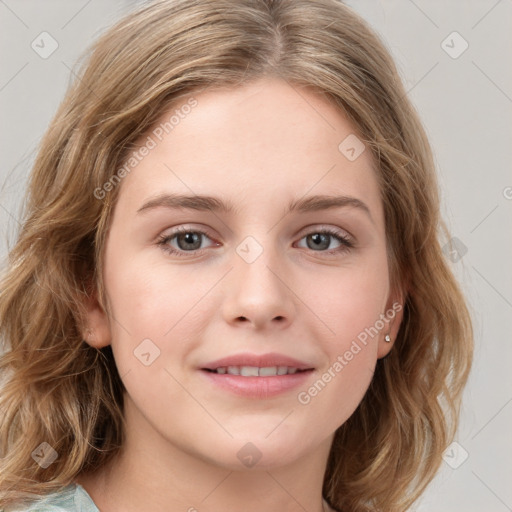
[0,0,473,510]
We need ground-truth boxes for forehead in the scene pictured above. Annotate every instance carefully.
[115,78,382,222]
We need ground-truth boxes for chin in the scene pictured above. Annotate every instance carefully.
[197,430,319,471]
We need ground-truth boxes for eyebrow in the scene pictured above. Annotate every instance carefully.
[136,193,373,222]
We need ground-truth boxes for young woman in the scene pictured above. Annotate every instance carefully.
[0,1,473,511]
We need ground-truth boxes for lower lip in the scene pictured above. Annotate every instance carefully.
[200,369,314,399]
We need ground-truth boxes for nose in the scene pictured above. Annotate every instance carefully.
[221,241,295,331]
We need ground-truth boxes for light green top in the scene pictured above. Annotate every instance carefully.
[5,484,338,511]
[5,483,99,512]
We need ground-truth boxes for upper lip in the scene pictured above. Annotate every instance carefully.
[201,352,314,371]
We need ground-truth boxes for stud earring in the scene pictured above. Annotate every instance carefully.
[384,333,391,343]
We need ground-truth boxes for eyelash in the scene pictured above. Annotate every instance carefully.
[156,226,354,258]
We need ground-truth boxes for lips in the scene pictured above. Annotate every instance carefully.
[199,352,315,398]
[201,352,314,372]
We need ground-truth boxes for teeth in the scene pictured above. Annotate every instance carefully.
[214,366,303,376]
[259,366,277,376]
[240,366,259,377]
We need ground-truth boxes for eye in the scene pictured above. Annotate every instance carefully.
[156,227,217,257]
[295,228,354,255]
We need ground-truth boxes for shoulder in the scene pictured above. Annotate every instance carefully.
[3,483,99,512]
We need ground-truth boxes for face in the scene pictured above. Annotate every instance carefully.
[86,77,403,470]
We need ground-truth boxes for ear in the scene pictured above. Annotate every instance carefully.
[377,287,406,359]
[81,280,112,349]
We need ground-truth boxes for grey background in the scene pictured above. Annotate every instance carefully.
[0,1,511,510]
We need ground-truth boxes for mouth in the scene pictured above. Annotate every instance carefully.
[199,352,315,398]
[202,366,312,376]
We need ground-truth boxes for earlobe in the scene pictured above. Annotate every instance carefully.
[83,323,111,349]
[377,330,395,359]
[377,291,406,359]
[81,287,112,348]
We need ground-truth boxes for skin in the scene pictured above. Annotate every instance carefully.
[78,77,403,512]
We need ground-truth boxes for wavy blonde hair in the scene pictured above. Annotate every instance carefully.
[0,0,473,510]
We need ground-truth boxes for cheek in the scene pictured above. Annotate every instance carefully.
[306,255,389,344]
[297,345,376,434]
[103,253,213,372]
[295,254,388,413]
[294,267,387,426]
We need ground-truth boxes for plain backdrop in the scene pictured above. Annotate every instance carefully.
[0,1,511,511]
